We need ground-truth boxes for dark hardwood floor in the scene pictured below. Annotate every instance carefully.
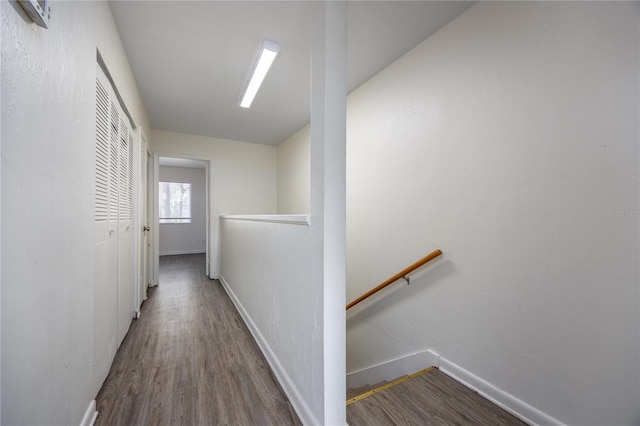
[347,368,528,426]
[95,254,301,426]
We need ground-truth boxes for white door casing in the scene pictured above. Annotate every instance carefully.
[134,130,149,316]
[142,142,149,301]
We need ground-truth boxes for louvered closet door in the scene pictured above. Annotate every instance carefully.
[117,117,134,348]
[93,70,118,396]
[92,64,135,396]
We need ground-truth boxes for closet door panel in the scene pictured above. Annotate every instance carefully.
[93,65,136,395]
[92,74,118,396]
[117,118,134,347]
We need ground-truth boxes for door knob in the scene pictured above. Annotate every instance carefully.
[143,226,150,232]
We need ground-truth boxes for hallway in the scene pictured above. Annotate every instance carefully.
[95,254,301,425]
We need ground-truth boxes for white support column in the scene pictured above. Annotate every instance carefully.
[311,1,347,425]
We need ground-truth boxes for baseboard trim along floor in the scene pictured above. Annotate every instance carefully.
[347,367,435,405]
[347,349,566,426]
[436,353,565,426]
[80,400,97,426]
[219,275,318,426]
[346,349,440,389]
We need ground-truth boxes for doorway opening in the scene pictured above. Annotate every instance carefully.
[153,155,210,285]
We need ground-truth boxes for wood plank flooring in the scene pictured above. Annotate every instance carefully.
[95,254,301,426]
[347,367,528,426]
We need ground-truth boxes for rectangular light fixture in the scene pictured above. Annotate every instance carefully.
[240,40,280,108]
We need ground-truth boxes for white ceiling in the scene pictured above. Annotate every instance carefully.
[109,1,474,146]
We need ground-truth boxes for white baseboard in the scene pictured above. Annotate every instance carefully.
[347,349,564,426]
[80,400,97,426]
[159,249,205,256]
[219,275,319,426]
[434,352,565,426]
[346,349,440,389]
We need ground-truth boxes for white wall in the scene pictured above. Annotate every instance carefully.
[159,166,207,256]
[150,130,277,277]
[1,1,150,424]
[278,2,640,425]
[277,126,310,214]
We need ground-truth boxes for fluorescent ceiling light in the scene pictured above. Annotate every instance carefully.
[240,40,280,108]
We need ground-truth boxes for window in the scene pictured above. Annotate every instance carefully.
[159,181,192,224]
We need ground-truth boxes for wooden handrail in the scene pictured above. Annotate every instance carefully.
[346,249,443,310]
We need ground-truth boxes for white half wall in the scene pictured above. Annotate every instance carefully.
[159,166,206,256]
[150,130,277,278]
[219,215,321,424]
[1,1,150,424]
[278,2,640,425]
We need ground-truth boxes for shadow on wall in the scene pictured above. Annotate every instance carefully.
[7,1,32,24]
[346,259,456,327]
